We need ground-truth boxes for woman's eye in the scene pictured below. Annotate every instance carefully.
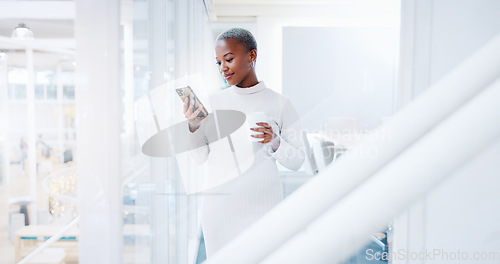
[226,58,233,63]
[216,61,221,66]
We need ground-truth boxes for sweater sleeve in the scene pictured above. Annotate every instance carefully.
[269,99,305,171]
[187,118,210,165]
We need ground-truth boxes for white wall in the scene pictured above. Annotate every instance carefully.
[250,5,400,131]
[393,1,500,263]
[424,138,500,263]
[254,12,400,95]
[282,26,399,130]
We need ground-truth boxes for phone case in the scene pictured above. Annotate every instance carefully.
[175,86,208,118]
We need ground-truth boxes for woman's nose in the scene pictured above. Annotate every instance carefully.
[219,62,228,72]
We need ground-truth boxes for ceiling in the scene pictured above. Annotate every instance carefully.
[0,0,74,38]
[0,0,399,37]
[0,0,75,67]
[0,0,399,67]
[0,19,73,39]
[208,0,399,20]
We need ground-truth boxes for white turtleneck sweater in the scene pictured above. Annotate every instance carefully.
[188,81,305,258]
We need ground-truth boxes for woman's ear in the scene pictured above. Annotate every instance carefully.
[249,49,257,62]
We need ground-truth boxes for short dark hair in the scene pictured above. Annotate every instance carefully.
[216,28,257,52]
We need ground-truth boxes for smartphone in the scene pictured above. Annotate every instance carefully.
[175,85,208,118]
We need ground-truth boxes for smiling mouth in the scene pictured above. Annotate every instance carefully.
[224,73,234,80]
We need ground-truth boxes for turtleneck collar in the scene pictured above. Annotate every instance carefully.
[232,81,266,94]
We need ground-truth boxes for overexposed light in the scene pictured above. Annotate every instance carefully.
[0,50,7,61]
[8,68,28,84]
[59,71,75,85]
[36,71,53,85]
[11,23,34,40]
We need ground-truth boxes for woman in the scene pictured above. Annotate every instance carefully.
[183,28,305,258]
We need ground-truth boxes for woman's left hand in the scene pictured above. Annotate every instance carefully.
[251,122,280,150]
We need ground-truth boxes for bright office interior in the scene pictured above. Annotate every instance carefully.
[0,0,499,263]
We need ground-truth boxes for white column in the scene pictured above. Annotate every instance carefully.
[75,0,122,263]
[148,0,169,262]
[396,0,417,110]
[26,47,37,225]
[122,19,134,156]
[56,64,64,163]
[0,56,9,186]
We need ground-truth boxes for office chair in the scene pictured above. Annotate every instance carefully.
[302,131,318,175]
[310,137,335,173]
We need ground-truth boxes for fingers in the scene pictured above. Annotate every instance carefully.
[251,127,273,135]
[183,98,189,114]
[193,105,203,116]
[188,99,194,114]
[184,98,201,119]
[251,123,275,144]
[255,122,273,134]
[251,130,272,144]
[251,133,267,138]
[261,139,271,144]
[251,134,271,144]
[256,122,271,129]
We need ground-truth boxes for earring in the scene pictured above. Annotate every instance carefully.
[250,61,255,68]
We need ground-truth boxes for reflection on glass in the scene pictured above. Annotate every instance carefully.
[63,86,75,100]
[0,53,77,263]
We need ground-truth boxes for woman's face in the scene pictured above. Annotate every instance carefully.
[215,38,256,87]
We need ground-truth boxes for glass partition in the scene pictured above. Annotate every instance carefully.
[0,50,77,263]
[119,0,218,262]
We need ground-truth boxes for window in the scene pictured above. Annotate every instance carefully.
[8,68,27,100]
[6,68,63,101]
[63,85,75,100]
[36,70,56,100]
[35,85,45,99]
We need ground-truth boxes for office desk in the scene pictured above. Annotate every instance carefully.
[14,225,78,262]
[26,251,66,264]
[14,224,150,262]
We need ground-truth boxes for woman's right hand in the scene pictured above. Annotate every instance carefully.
[183,98,205,132]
